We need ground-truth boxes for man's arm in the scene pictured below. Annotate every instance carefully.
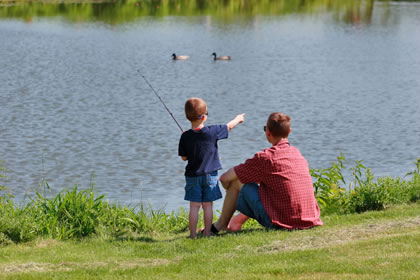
[226,113,245,131]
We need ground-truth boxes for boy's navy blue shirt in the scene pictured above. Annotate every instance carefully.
[178,125,228,177]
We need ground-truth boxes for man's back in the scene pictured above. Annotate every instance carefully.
[234,139,323,229]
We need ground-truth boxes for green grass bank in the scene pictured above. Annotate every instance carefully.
[0,203,419,279]
[0,156,419,243]
[0,157,419,278]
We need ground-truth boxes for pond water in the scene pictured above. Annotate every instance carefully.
[1,0,419,211]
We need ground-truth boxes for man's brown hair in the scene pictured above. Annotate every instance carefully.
[267,112,291,138]
[185,98,207,122]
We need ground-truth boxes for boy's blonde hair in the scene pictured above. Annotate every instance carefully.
[267,112,291,138]
[185,98,207,121]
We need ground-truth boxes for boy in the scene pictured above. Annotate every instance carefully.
[178,97,244,238]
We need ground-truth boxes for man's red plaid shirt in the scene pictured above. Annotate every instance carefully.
[234,139,323,229]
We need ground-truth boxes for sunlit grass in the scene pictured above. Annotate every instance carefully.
[0,203,419,279]
[1,156,419,278]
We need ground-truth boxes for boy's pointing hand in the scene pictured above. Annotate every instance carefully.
[227,114,245,131]
[236,113,245,123]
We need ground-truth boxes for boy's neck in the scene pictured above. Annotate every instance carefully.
[191,120,205,130]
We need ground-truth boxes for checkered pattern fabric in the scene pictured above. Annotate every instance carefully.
[234,139,323,229]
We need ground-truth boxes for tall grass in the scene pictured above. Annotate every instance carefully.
[311,156,420,215]
[1,157,419,245]
[0,182,189,244]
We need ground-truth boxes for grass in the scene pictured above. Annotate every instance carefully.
[0,203,419,279]
[0,157,419,278]
[0,156,419,243]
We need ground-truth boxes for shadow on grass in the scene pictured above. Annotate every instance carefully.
[109,226,286,243]
[111,234,188,243]
[112,236,157,243]
[215,226,313,237]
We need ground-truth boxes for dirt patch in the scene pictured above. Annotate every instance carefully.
[35,239,59,248]
[296,272,373,280]
[258,217,420,253]
[118,258,172,269]
[0,258,175,274]
[1,262,72,274]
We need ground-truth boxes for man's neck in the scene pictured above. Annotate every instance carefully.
[271,137,287,146]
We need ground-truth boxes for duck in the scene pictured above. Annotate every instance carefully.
[212,52,231,61]
[172,53,189,60]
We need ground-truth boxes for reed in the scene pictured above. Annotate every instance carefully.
[0,160,6,192]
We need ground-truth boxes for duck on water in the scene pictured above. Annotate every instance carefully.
[212,52,231,60]
[172,53,190,60]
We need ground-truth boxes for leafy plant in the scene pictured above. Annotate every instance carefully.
[311,154,348,214]
[0,199,38,243]
[311,156,420,215]
[406,158,420,203]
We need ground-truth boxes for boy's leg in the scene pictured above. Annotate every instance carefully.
[189,202,201,238]
[214,178,244,231]
[202,202,213,237]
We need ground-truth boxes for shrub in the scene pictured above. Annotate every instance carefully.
[0,200,38,243]
[345,162,389,213]
[347,182,389,213]
[0,232,13,246]
[405,159,420,202]
[312,157,420,214]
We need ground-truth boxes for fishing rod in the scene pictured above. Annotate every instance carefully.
[137,70,184,132]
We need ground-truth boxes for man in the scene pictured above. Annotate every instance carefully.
[210,112,323,233]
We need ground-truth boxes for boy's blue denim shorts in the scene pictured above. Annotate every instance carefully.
[236,183,275,229]
[184,171,222,202]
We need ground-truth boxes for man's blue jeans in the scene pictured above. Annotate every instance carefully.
[236,183,274,228]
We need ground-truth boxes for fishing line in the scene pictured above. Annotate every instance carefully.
[137,70,183,132]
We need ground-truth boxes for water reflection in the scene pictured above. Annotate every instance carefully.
[0,0,393,25]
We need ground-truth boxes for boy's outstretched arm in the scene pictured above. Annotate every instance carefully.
[227,113,245,131]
